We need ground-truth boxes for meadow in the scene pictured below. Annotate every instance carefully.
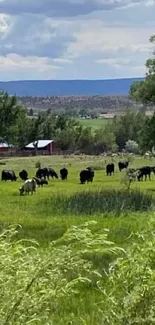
[76,118,110,130]
[1,154,155,324]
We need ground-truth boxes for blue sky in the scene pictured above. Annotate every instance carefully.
[0,0,155,80]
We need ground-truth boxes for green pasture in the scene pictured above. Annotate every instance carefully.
[76,118,110,130]
[1,154,155,324]
[0,154,155,245]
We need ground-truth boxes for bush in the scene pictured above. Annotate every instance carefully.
[101,225,155,324]
[125,139,139,154]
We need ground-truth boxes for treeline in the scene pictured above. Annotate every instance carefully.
[19,95,136,116]
[0,91,154,153]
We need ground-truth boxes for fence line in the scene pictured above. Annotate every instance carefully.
[0,149,75,158]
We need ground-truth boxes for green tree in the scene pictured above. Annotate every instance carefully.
[55,128,76,151]
[94,128,117,153]
[139,113,155,151]
[28,108,34,116]
[0,91,28,146]
[109,112,146,150]
[130,35,155,104]
[77,127,94,152]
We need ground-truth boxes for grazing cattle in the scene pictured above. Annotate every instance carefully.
[19,169,28,181]
[60,168,68,180]
[33,177,48,187]
[80,167,94,184]
[118,161,129,172]
[106,163,114,176]
[19,179,37,195]
[1,170,18,181]
[36,168,58,180]
[48,168,58,179]
[36,168,49,180]
[137,166,151,181]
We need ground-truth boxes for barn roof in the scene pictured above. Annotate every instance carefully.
[0,142,14,148]
[25,140,54,149]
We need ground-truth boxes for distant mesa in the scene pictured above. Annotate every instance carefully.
[0,78,144,97]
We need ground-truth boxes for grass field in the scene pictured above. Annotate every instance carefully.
[0,154,155,243]
[76,118,111,130]
[1,154,155,324]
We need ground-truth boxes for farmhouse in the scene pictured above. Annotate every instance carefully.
[0,142,14,152]
[25,140,57,154]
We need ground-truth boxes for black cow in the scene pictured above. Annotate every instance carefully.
[60,168,68,180]
[106,163,114,176]
[48,168,58,179]
[36,168,58,180]
[118,161,129,172]
[1,170,18,181]
[36,168,49,180]
[19,169,28,181]
[80,167,94,184]
[33,177,48,187]
[137,166,151,181]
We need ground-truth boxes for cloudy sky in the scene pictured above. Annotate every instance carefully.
[0,0,155,81]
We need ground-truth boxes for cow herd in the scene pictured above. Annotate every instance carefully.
[106,161,155,182]
[1,167,69,195]
[1,160,155,196]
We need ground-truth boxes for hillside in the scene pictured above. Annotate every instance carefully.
[18,95,140,113]
[0,78,144,96]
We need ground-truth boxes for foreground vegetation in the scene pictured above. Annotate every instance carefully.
[1,154,155,324]
[2,221,155,325]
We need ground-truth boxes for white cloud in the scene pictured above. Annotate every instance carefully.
[0,54,64,80]
[0,0,155,80]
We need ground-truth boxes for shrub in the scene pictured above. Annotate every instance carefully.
[125,139,139,154]
[100,225,155,324]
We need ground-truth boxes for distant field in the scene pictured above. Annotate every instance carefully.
[77,118,111,129]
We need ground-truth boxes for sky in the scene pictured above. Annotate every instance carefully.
[0,0,155,81]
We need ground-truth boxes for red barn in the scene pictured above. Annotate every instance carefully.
[0,142,13,152]
[25,140,57,154]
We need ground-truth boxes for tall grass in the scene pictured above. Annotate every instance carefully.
[39,189,154,216]
[1,221,155,325]
[0,222,122,325]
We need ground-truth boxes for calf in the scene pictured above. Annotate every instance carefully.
[19,169,28,181]
[1,170,18,181]
[33,177,48,187]
[80,167,94,184]
[118,161,129,172]
[106,163,114,176]
[48,168,58,179]
[60,168,68,180]
[36,167,58,180]
[19,179,37,195]
[137,166,151,181]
